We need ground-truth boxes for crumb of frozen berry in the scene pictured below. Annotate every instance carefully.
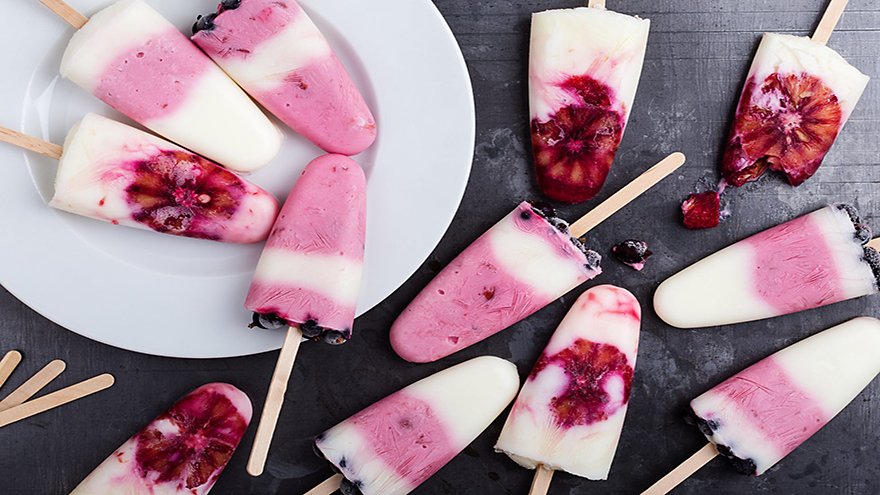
[611,240,652,271]
[681,191,721,229]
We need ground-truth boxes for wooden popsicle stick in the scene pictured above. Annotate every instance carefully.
[569,152,686,238]
[867,237,880,251]
[304,474,343,495]
[0,373,114,428]
[641,443,719,495]
[813,0,849,45]
[39,0,89,29]
[247,326,305,476]
[529,464,555,495]
[0,351,23,391]
[0,127,63,160]
[589,0,606,8]
[0,360,66,412]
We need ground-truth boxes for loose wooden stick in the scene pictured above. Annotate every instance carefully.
[0,360,66,412]
[569,152,686,237]
[0,373,114,428]
[589,0,606,8]
[247,326,304,476]
[641,443,719,495]
[0,351,23,391]
[813,0,849,45]
[304,474,343,495]
[867,238,880,251]
[39,0,89,29]
[0,127,63,160]
[529,465,555,495]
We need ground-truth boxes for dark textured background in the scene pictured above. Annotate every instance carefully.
[3,0,880,493]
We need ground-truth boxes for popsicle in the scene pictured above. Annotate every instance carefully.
[42,0,282,173]
[391,152,685,363]
[309,356,520,495]
[244,154,366,477]
[70,383,252,495]
[495,285,641,494]
[721,0,868,187]
[529,1,650,203]
[655,204,880,329]
[643,317,880,494]
[0,113,279,243]
[192,0,376,156]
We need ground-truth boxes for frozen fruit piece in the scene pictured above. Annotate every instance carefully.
[50,113,278,244]
[612,240,652,271]
[721,33,869,188]
[681,191,721,230]
[70,383,252,494]
[495,285,641,480]
[529,7,650,204]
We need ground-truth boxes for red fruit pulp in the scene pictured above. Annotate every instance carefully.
[531,75,625,204]
[722,72,843,187]
[681,191,721,230]
[530,339,633,428]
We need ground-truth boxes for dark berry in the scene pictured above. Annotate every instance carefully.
[612,240,653,270]
[192,13,217,35]
[300,320,324,339]
[339,478,364,495]
[529,201,557,220]
[863,247,880,287]
[715,444,758,475]
[219,0,242,11]
[249,312,287,330]
[681,191,721,230]
[322,330,348,345]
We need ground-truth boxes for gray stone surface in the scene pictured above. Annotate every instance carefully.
[2,0,880,493]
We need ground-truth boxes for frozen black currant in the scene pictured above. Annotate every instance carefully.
[612,239,653,271]
[339,478,364,495]
[322,330,348,345]
[192,13,218,35]
[300,319,324,339]
[220,0,242,11]
[249,312,287,330]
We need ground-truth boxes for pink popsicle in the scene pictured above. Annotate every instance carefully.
[245,154,366,344]
[192,0,377,155]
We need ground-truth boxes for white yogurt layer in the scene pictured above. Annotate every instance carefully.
[252,249,363,307]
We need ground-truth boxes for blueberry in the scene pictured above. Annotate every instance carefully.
[529,201,557,220]
[339,478,364,495]
[192,13,217,35]
[519,210,531,220]
[300,319,324,339]
[249,312,287,330]
[220,0,242,11]
[322,330,348,345]
[612,239,653,265]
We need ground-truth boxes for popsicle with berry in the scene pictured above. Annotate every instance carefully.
[70,383,252,495]
[307,356,520,495]
[642,317,880,494]
[192,0,376,156]
[0,113,279,243]
[529,0,650,203]
[721,0,868,187]
[390,152,685,363]
[39,0,282,173]
[245,154,367,476]
[495,285,640,495]
[655,204,880,329]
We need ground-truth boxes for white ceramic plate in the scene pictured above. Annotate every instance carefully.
[0,0,474,358]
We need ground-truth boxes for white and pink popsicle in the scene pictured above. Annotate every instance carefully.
[60,0,282,173]
[690,317,880,476]
[245,154,366,344]
[35,113,279,243]
[655,204,880,328]
[192,0,376,156]
[70,383,252,495]
[495,285,640,481]
[390,202,602,363]
[313,356,520,495]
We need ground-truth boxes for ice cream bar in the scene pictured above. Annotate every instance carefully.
[192,0,376,156]
[314,356,519,495]
[390,202,602,363]
[50,113,279,243]
[60,0,282,173]
[495,285,640,480]
[70,383,252,495]
[722,33,869,187]
[245,154,366,344]
[689,317,880,475]
[529,7,650,203]
[655,204,880,328]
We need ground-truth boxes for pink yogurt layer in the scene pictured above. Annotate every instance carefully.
[96,28,211,123]
[747,212,848,314]
[245,154,366,338]
[390,202,601,363]
[192,0,377,155]
[344,393,456,489]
